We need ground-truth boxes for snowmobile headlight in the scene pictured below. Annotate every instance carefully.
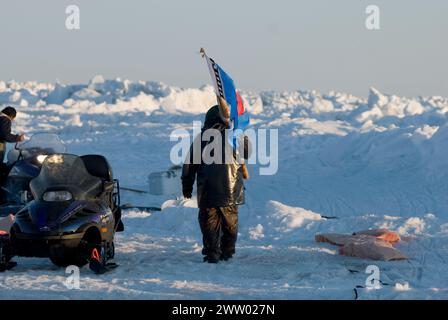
[43,191,73,202]
[46,155,64,164]
[36,155,48,163]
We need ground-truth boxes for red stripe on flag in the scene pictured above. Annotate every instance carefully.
[236,90,245,116]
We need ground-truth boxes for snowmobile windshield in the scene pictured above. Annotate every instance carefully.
[8,133,66,163]
[30,154,102,201]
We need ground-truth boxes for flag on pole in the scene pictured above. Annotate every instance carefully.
[200,49,250,139]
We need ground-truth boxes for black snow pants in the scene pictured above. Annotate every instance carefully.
[198,206,238,261]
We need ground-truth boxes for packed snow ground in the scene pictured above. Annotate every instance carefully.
[1,76,448,299]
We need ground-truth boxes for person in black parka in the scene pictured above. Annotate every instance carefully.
[0,106,24,163]
[0,106,24,203]
[182,103,249,263]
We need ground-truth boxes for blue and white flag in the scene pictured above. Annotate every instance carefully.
[201,49,250,136]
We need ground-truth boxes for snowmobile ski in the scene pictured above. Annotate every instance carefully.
[88,248,118,274]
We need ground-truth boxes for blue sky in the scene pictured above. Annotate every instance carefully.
[0,0,447,97]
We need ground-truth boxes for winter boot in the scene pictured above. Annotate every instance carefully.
[203,255,219,263]
[0,232,16,272]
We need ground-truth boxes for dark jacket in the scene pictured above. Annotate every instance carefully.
[0,114,20,143]
[182,105,245,208]
[0,114,20,160]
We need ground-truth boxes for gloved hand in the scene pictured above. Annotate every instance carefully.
[183,190,192,199]
[18,134,25,142]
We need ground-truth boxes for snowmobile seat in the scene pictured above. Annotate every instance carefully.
[80,155,113,182]
[81,155,122,231]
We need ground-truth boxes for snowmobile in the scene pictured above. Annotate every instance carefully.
[0,134,124,273]
[0,133,66,215]
[4,153,123,273]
